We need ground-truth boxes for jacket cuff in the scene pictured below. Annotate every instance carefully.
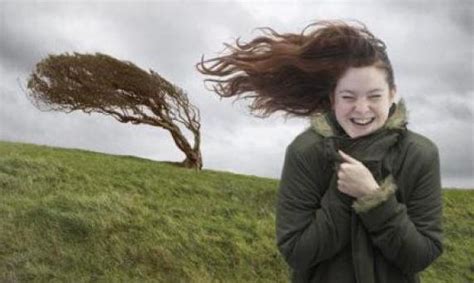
[352,175,396,213]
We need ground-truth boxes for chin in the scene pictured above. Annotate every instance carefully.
[348,128,376,138]
[341,120,383,138]
[349,132,368,138]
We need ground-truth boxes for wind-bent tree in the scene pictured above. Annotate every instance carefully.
[27,52,202,170]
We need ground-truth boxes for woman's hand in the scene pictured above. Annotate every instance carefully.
[337,150,379,199]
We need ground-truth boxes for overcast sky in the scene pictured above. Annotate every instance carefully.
[0,0,472,188]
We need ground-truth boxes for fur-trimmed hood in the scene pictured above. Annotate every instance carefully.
[307,99,410,213]
[276,96,443,283]
[309,99,409,138]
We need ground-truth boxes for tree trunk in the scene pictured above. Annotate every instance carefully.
[167,124,203,171]
[182,150,203,171]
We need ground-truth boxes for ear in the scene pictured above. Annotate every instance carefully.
[389,87,397,103]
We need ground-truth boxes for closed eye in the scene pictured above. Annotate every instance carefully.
[342,96,355,100]
[369,94,382,99]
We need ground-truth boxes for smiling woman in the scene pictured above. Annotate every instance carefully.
[196,20,443,283]
[332,66,396,138]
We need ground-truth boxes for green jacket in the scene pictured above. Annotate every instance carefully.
[276,100,443,283]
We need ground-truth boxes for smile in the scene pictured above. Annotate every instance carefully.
[350,118,375,126]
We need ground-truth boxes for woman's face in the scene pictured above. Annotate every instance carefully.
[331,65,395,138]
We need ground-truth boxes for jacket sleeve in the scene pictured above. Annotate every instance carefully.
[354,141,443,274]
[276,143,353,271]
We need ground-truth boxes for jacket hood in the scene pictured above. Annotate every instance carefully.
[310,99,408,138]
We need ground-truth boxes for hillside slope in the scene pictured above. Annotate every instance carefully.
[0,141,472,282]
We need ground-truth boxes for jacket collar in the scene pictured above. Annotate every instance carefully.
[310,99,408,138]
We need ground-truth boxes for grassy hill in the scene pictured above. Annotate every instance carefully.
[0,141,472,282]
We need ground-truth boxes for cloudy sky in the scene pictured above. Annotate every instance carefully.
[0,0,472,188]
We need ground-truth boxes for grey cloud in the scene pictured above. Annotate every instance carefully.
[87,1,260,134]
[0,16,43,72]
[0,25,36,72]
[0,1,472,188]
[446,1,474,34]
[91,1,259,81]
[0,1,260,134]
[406,94,473,187]
[0,2,77,72]
[367,2,473,96]
[445,101,473,121]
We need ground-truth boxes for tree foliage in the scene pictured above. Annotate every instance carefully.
[27,52,202,169]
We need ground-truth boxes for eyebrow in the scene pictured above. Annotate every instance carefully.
[338,88,384,94]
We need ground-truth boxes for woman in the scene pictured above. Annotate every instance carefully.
[196,20,443,283]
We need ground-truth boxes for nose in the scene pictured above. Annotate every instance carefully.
[354,98,370,113]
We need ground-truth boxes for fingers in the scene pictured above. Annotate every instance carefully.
[338,150,359,164]
[337,178,349,194]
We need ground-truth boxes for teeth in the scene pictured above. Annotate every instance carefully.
[351,118,374,125]
[355,118,371,123]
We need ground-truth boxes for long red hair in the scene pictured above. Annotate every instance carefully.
[196,20,395,118]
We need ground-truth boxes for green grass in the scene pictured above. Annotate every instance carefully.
[0,141,472,282]
[423,189,474,283]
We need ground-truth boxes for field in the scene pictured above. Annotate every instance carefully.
[0,141,472,282]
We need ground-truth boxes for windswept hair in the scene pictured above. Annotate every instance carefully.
[196,20,395,118]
